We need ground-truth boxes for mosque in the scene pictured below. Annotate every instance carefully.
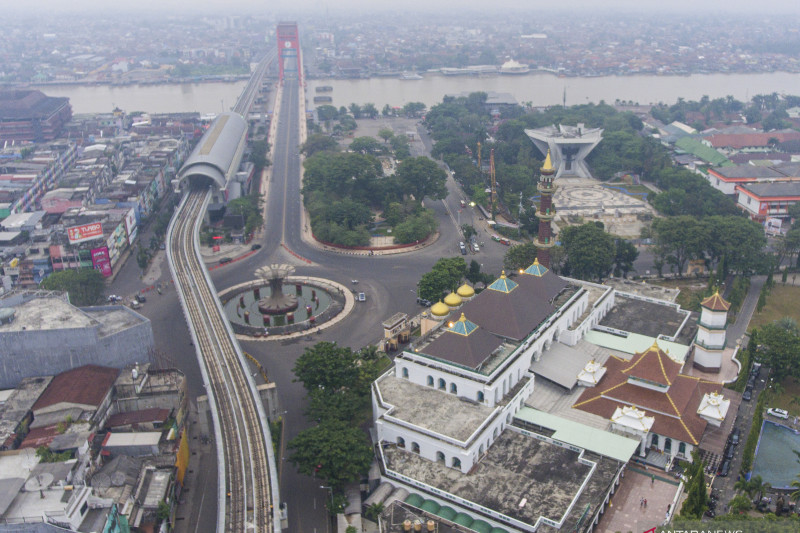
[369,156,740,533]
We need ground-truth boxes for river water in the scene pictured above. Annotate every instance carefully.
[37,71,800,115]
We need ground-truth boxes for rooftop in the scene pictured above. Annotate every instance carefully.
[598,294,693,343]
[0,296,97,332]
[33,365,119,412]
[383,428,616,531]
[738,180,800,199]
[376,374,493,442]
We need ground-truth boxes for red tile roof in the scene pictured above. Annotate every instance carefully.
[19,425,59,449]
[705,131,800,150]
[573,354,723,445]
[33,365,119,412]
[106,408,170,428]
[701,291,730,312]
[622,342,681,387]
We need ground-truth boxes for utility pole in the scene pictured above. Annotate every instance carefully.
[490,149,496,221]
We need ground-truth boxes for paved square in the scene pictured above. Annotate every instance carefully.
[597,468,681,533]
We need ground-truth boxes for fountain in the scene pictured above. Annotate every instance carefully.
[255,264,298,314]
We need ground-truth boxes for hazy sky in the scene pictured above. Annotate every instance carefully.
[3,0,800,15]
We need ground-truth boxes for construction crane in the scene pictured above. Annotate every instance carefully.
[490,148,496,220]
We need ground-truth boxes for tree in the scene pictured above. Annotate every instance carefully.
[560,223,616,281]
[288,422,374,490]
[292,342,362,394]
[651,216,707,276]
[301,134,339,156]
[40,268,105,306]
[362,103,379,119]
[402,102,426,117]
[680,452,708,519]
[348,103,362,119]
[461,224,477,241]
[377,128,394,144]
[381,104,393,117]
[466,260,492,285]
[348,136,384,155]
[417,257,467,302]
[396,157,448,202]
[728,494,752,514]
[614,239,639,278]
[756,323,800,382]
[503,242,539,271]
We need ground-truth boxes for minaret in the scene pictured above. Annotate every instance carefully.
[692,290,731,373]
[534,150,557,267]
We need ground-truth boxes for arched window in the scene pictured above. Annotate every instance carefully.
[477,391,485,403]
[479,445,484,455]
[436,451,445,463]
[651,435,659,449]
[427,376,434,387]
[411,442,420,453]
[493,427,499,439]
[452,457,461,469]
[438,378,446,390]
[402,367,409,378]
[678,442,686,456]
[450,383,458,394]
[397,437,405,448]
[664,438,672,454]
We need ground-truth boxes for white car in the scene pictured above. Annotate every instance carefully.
[767,408,789,419]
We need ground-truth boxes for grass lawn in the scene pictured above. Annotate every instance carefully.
[602,183,651,196]
[748,284,800,332]
[768,377,800,417]
[651,278,707,311]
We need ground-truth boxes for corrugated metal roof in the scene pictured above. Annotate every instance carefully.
[515,407,639,463]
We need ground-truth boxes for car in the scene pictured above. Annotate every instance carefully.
[251,244,262,250]
[747,375,756,388]
[135,295,146,303]
[220,257,233,264]
[357,292,366,302]
[724,444,734,460]
[416,297,432,307]
[459,242,467,255]
[730,428,741,446]
[742,390,752,402]
[472,243,480,252]
[767,408,789,419]
[718,459,731,477]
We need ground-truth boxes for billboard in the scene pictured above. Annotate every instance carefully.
[67,222,103,244]
[765,217,783,236]
[124,207,137,246]
[91,246,113,278]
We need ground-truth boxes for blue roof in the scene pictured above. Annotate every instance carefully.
[448,313,479,336]
[487,272,518,293]
[523,258,549,277]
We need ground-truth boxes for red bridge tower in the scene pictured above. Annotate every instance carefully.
[277,22,302,83]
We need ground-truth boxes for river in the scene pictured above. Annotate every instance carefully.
[37,71,800,115]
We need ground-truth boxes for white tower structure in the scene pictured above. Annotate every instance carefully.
[692,291,730,373]
[525,124,603,179]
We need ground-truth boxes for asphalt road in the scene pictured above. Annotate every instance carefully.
[112,79,512,533]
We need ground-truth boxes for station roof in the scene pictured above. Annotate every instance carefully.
[177,112,247,190]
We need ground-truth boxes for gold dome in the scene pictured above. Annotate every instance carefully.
[443,292,463,308]
[456,283,475,298]
[430,301,450,317]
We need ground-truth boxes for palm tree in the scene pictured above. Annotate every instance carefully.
[790,479,800,503]
[751,475,771,503]
[734,477,757,501]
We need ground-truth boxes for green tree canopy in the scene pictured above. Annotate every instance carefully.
[417,257,467,302]
[679,452,708,519]
[396,157,448,202]
[756,322,800,382]
[503,242,539,271]
[40,269,105,306]
[377,128,394,143]
[348,136,385,155]
[560,223,616,281]
[301,134,339,157]
[293,341,365,395]
[287,422,374,490]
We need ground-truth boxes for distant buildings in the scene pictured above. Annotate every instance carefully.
[0,90,72,144]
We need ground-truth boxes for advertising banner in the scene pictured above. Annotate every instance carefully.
[67,222,103,244]
[91,246,113,278]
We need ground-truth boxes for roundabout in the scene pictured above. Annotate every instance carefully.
[218,264,354,341]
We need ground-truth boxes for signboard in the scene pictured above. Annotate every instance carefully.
[91,246,112,278]
[765,217,783,236]
[124,208,137,245]
[67,222,103,244]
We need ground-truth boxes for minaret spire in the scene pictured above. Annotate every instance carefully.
[534,150,557,267]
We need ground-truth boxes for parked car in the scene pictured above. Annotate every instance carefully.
[742,390,752,402]
[251,244,262,250]
[472,242,480,253]
[135,294,146,303]
[767,408,789,419]
[724,444,734,460]
[416,297,432,307]
[220,257,233,264]
[730,428,740,446]
[718,459,731,477]
[459,242,467,255]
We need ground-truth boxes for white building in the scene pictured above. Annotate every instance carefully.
[525,125,603,179]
